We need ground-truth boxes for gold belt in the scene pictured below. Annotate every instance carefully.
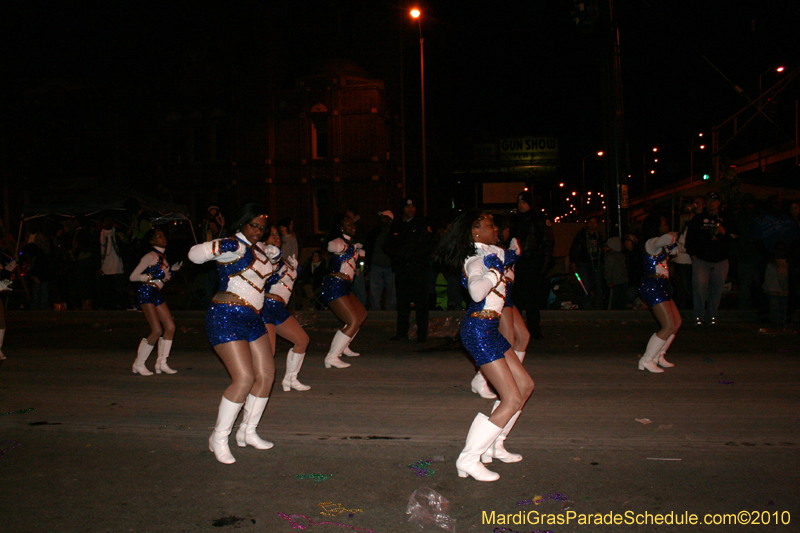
[143,281,161,288]
[264,293,286,306]
[329,272,352,282]
[212,292,259,313]
[470,310,501,320]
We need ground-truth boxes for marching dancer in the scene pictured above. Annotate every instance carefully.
[188,204,281,464]
[0,247,15,360]
[637,213,682,373]
[261,224,311,391]
[434,210,534,482]
[128,228,182,375]
[320,213,366,369]
[470,215,530,399]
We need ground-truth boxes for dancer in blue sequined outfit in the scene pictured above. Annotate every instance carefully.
[188,204,282,464]
[320,214,367,369]
[470,215,530,400]
[261,224,311,392]
[434,210,534,482]
[129,228,183,376]
[637,213,682,373]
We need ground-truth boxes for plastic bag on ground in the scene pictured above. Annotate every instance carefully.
[406,487,456,532]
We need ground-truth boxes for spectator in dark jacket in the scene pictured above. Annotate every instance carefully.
[510,190,554,338]
[569,217,605,309]
[364,210,396,310]
[684,191,738,325]
[384,197,435,343]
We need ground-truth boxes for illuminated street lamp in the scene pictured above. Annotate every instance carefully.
[581,151,604,219]
[410,8,427,216]
[759,65,785,97]
[690,133,705,182]
[643,147,657,194]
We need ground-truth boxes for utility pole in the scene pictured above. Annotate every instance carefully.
[601,0,628,238]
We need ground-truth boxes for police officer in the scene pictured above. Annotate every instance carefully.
[384,197,435,343]
[510,190,554,339]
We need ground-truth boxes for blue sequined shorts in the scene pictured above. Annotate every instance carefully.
[460,313,511,367]
[321,274,351,303]
[206,303,267,347]
[261,297,291,326]
[639,277,671,307]
[136,284,164,307]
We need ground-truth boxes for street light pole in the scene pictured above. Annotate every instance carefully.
[411,9,427,216]
[758,66,785,173]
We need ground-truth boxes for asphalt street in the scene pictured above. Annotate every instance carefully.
[1,310,798,533]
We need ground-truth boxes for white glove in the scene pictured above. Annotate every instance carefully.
[262,244,282,263]
[4,260,16,272]
[171,261,183,272]
[509,238,521,255]
[0,279,11,292]
[354,242,363,250]
[286,255,298,270]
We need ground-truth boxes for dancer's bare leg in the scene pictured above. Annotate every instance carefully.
[248,334,275,398]
[214,340,256,403]
[510,307,530,353]
[480,349,534,427]
[141,303,163,345]
[328,295,366,337]
[275,317,309,353]
[155,303,175,341]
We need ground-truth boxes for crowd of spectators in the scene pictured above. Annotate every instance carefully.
[2,192,798,329]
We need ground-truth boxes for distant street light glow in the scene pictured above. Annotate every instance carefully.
[410,9,420,18]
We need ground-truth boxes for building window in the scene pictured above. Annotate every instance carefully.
[311,116,329,159]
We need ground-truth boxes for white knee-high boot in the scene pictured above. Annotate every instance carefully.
[481,401,523,463]
[514,350,526,362]
[155,338,177,374]
[455,413,504,482]
[638,333,667,373]
[0,328,6,360]
[209,396,244,464]
[324,330,352,369]
[282,349,311,391]
[132,338,154,375]
[470,371,497,399]
[342,330,359,357]
[235,394,274,449]
[657,334,676,368]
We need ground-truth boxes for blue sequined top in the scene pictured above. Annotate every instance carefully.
[143,250,167,281]
[327,238,359,280]
[641,238,678,279]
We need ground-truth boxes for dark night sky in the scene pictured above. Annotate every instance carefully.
[4,1,799,197]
